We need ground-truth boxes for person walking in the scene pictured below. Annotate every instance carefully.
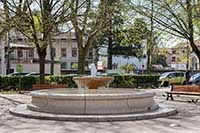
[185,71,191,85]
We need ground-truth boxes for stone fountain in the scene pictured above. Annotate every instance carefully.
[73,63,114,89]
[9,64,177,121]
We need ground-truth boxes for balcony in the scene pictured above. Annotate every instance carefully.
[10,57,33,63]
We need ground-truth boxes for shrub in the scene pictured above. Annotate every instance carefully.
[131,75,160,88]
[110,75,136,88]
[0,74,160,91]
[110,74,160,88]
[20,76,38,89]
[0,76,38,91]
[46,75,77,88]
[120,64,135,73]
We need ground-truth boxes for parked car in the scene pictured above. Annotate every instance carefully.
[8,72,29,76]
[25,72,50,77]
[159,71,186,87]
[189,73,200,85]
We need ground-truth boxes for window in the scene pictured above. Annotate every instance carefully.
[61,48,66,57]
[171,57,176,62]
[70,62,78,69]
[61,38,67,41]
[17,49,23,58]
[10,51,14,59]
[176,73,184,77]
[168,73,175,78]
[72,48,77,57]
[51,48,56,57]
[61,62,67,69]
[17,38,23,42]
[28,49,34,58]
[172,50,176,54]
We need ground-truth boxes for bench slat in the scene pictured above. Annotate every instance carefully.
[166,85,200,102]
[166,91,200,95]
[171,85,200,92]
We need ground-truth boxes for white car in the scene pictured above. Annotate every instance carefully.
[25,72,50,76]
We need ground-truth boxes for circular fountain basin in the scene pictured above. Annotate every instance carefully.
[73,77,114,89]
[27,88,159,115]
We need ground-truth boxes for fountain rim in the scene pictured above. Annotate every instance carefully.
[72,76,114,80]
[30,88,156,99]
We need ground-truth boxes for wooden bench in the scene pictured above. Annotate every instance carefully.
[166,85,200,103]
[32,84,68,90]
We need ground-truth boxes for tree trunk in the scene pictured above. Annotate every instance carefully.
[147,50,151,72]
[6,32,11,74]
[77,47,87,74]
[146,0,154,73]
[186,0,200,69]
[107,46,113,69]
[107,19,113,69]
[38,50,47,84]
[189,38,200,69]
[50,43,54,75]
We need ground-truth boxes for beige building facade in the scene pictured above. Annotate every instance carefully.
[163,40,200,71]
[0,32,82,75]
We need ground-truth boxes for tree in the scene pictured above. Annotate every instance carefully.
[106,0,124,69]
[0,1,11,38]
[70,0,108,74]
[112,18,148,58]
[2,0,80,83]
[152,54,167,67]
[0,1,13,74]
[96,0,126,69]
[131,0,200,68]
[97,15,148,69]
[146,0,154,73]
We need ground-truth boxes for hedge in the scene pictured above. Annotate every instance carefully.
[45,75,77,88]
[44,74,160,88]
[110,75,160,88]
[0,74,160,91]
[0,76,38,91]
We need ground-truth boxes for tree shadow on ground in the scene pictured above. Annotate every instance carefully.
[0,95,24,105]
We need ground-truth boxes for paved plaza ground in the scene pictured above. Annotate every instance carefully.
[0,88,200,133]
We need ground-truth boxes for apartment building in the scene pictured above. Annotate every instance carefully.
[156,40,200,71]
[0,32,89,75]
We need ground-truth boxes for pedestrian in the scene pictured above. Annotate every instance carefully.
[185,71,191,85]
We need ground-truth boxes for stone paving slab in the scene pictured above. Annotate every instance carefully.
[0,88,200,133]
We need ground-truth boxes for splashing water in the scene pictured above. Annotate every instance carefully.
[90,63,97,77]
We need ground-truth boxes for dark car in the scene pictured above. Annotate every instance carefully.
[189,73,200,85]
[8,72,29,76]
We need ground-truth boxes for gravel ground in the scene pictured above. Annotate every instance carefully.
[0,88,200,133]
